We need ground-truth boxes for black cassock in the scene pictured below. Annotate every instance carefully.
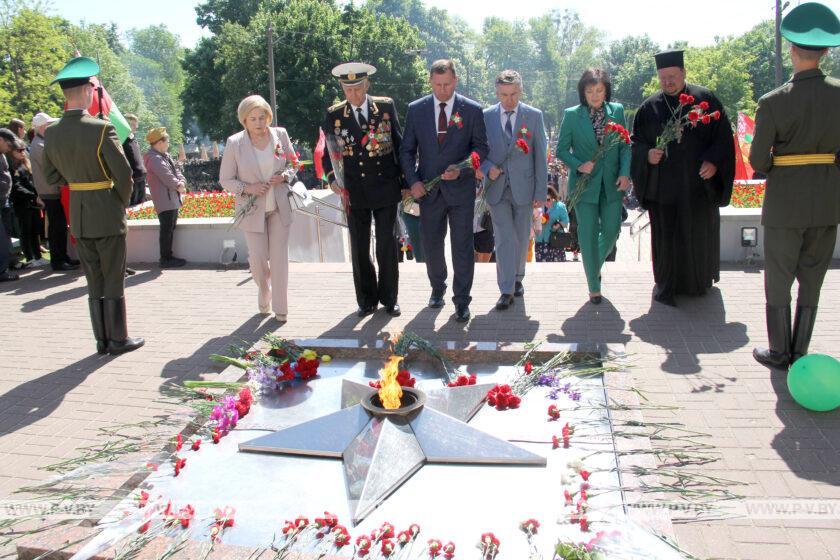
[630,84,735,303]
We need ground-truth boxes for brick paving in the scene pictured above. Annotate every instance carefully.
[1,243,839,558]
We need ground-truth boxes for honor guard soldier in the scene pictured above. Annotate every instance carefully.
[43,56,144,355]
[322,62,405,317]
[751,2,840,369]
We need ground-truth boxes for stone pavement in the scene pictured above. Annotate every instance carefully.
[1,253,838,558]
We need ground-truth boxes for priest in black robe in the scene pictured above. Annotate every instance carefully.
[630,49,735,306]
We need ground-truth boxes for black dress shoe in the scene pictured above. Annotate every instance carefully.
[495,294,514,310]
[386,304,401,317]
[160,257,187,268]
[455,305,471,322]
[428,295,445,309]
[125,268,137,276]
[52,262,78,271]
[357,305,377,317]
[0,272,19,282]
[65,258,80,266]
[514,281,524,297]
[753,347,790,369]
[589,295,602,305]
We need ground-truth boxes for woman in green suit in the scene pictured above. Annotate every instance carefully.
[556,68,631,304]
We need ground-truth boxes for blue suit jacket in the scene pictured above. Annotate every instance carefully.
[481,102,548,206]
[400,93,489,206]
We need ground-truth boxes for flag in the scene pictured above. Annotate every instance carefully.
[734,112,756,181]
[314,127,326,182]
[87,77,131,143]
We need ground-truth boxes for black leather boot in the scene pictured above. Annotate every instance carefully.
[753,304,791,369]
[104,297,145,355]
[791,306,817,365]
[88,297,107,354]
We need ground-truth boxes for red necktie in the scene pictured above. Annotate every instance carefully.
[437,102,447,144]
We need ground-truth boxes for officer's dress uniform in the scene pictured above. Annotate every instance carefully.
[751,2,840,368]
[322,94,404,314]
[43,56,143,355]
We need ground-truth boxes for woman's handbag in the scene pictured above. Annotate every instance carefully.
[548,222,570,249]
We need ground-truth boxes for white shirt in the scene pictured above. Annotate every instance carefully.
[255,141,277,212]
[433,94,455,132]
[500,103,520,134]
[351,95,369,127]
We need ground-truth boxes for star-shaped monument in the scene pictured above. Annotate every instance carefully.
[239,379,546,524]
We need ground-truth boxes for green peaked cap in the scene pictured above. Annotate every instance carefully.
[781,2,840,48]
[51,56,100,85]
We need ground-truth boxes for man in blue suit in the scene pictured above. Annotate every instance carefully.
[400,59,489,322]
[480,70,547,310]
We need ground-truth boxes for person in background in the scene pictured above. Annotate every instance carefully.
[30,112,78,271]
[9,139,46,266]
[123,114,148,206]
[144,127,186,268]
[0,129,17,281]
[219,95,297,321]
[534,186,570,262]
[473,195,494,263]
[8,119,26,140]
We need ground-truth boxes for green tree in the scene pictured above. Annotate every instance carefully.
[0,3,68,123]
[603,34,660,109]
[481,17,536,100]
[735,20,790,103]
[528,14,564,137]
[195,0,263,34]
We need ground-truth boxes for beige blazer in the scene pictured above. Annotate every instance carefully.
[219,126,295,233]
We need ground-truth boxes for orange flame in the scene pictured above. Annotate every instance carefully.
[378,355,404,409]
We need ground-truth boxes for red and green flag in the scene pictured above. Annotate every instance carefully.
[86,76,131,143]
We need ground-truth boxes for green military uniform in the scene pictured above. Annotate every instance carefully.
[42,56,144,355]
[751,2,840,369]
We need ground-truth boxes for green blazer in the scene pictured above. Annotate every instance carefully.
[555,102,631,205]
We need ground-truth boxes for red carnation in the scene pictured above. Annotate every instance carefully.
[688,110,700,122]
[175,433,183,451]
[564,488,573,505]
[580,515,590,532]
[519,518,540,535]
[498,384,511,394]
[552,435,560,449]
[137,490,149,508]
[508,395,521,408]
[548,404,560,420]
[712,110,721,120]
[580,469,591,481]
[701,114,711,125]
[524,361,533,374]
[211,429,221,444]
[179,504,195,528]
[173,457,187,476]
[516,138,530,154]
[442,541,456,559]
[470,151,481,170]
[699,101,710,111]
[428,538,443,557]
[191,439,201,451]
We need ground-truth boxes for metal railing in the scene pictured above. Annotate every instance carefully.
[628,210,651,261]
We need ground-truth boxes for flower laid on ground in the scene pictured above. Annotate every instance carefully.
[370,368,416,389]
[519,518,539,536]
[477,532,500,559]
[175,433,183,452]
[548,404,561,421]
[173,457,186,477]
[137,490,149,508]
[427,538,443,558]
[567,121,632,210]
[210,506,235,542]
[447,373,477,387]
[562,422,574,447]
[486,384,521,411]
[127,191,236,220]
[442,541,455,559]
[190,438,201,451]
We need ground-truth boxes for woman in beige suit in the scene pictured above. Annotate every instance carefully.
[220,95,297,321]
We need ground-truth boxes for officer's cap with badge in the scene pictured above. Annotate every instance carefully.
[781,2,840,50]
[51,56,100,89]
[332,62,376,86]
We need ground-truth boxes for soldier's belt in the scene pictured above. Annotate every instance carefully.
[68,181,112,191]
[773,154,836,166]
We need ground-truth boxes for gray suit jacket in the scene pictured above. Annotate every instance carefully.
[480,102,548,206]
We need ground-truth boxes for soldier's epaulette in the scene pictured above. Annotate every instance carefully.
[370,96,394,104]
[328,100,348,112]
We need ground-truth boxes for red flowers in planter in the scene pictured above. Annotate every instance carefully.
[486,384,521,410]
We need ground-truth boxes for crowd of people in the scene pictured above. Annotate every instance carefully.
[2,1,837,373]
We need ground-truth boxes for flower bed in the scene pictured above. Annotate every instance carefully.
[730,181,765,208]
[127,191,234,220]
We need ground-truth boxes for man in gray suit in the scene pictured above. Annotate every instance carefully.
[480,70,548,310]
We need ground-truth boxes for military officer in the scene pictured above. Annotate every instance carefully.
[322,62,405,317]
[42,56,144,355]
[751,2,840,370]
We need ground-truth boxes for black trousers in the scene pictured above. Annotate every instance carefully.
[15,207,41,261]
[348,204,399,308]
[43,198,69,268]
[158,209,178,261]
[129,178,147,206]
